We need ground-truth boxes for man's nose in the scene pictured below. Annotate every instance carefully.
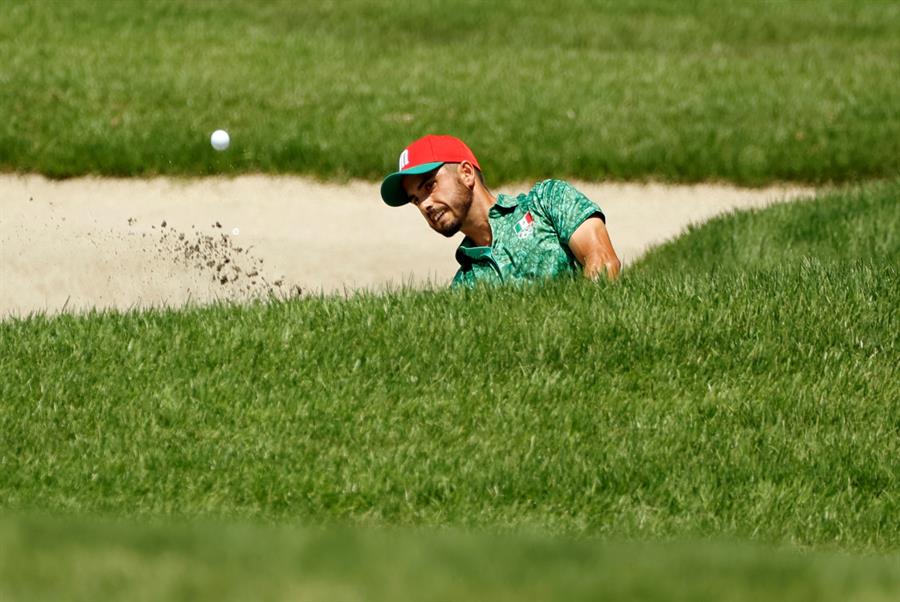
[420,196,435,216]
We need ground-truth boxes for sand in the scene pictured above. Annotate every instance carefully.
[0,175,814,318]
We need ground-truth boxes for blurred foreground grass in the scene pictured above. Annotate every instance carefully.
[1,0,898,183]
[2,515,899,602]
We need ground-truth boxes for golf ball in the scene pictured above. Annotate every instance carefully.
[210,129,230,151]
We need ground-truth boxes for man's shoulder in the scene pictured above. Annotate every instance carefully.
[527,178,577,200]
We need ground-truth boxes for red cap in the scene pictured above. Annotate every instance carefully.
[380,135,481,206]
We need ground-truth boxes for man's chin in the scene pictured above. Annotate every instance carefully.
[433,220,462,237]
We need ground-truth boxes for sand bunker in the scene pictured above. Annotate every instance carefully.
[0,175,814,318]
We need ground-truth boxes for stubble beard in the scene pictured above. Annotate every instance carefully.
[433,179,473,238]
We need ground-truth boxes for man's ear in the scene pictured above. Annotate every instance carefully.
[457,161,478,189]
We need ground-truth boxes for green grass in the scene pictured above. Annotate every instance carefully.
[2,182,898,598]
[3,515,899,602]
[2,183,898,550]
[636,179,900,272]
[2,0,898,183]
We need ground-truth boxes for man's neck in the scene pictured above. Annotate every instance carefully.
[460,187,497,247]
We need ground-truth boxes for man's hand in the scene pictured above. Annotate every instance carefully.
[568,216,621,281]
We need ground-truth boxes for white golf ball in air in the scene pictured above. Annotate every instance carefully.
[210,129,230,151]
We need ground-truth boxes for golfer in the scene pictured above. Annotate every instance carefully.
[380,135,621,287]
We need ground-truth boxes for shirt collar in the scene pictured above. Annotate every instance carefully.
[454,194,521,266]
[489,193,519,216]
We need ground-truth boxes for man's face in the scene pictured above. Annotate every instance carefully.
[401,164,473,237]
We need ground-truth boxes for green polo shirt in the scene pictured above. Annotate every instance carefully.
[451,179,605,288]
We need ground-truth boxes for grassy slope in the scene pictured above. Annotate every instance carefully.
[1,184,898,551]
[635,179,900,272]
[1,0,899,183]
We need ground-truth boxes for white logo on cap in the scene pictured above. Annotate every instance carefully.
[398,149,410,170]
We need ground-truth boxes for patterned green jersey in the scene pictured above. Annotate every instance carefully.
[451,179,605,288]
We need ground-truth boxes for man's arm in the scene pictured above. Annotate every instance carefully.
[568,216,621,281]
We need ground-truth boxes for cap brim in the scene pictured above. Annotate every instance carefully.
[380,162,445,207]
